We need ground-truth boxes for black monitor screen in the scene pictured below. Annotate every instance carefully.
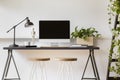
[39,20,70,39]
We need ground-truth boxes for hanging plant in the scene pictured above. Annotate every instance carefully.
[108,0,120,76]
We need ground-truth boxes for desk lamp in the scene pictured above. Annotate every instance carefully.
[7,17,34,47]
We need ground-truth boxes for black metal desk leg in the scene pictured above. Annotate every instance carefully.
[11,50,21,79]
[2,50,12,80]
[81,49,100,80]
[91,49,100,80]
[2,49,21,80]
[90,50,97,80]
[81,53,90,80]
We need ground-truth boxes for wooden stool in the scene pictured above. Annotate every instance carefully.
[55,58,77,80]
[29,58,50,80]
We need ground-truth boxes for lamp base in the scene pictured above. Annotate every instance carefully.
[9,44,19,47]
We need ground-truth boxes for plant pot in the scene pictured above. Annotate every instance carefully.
[76,37,93,46]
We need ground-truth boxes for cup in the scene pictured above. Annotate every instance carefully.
[24,41,31,46]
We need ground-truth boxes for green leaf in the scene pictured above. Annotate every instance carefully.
[71,26,101,40]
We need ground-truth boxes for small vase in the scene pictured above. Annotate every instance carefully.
[31,28,36,45]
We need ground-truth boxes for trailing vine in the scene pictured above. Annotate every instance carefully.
[108,0,120,76]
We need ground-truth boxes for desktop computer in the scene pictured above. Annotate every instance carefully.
[38,20,70,47]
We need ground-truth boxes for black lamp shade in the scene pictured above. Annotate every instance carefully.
[25,19,34,27]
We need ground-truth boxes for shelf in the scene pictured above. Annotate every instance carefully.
[0,38,38,41]
[111,59,118,62]
[108,77,120,80]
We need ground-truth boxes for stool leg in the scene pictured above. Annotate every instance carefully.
[66,62,70,80]
[67,62,73,80]
[43,62,47,80]
[39,62,43,80]
[38,61,47,80]
[57,62,65,80]
[29,62,38,80]
[57,62,74,80]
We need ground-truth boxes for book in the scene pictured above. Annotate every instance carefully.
[70,44,88,47]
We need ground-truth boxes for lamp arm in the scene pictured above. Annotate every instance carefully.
[6,17,28,33]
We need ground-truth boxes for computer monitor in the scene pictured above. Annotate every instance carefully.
[39,20,70,47]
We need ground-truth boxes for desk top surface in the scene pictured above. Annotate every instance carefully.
[3,46,99,50]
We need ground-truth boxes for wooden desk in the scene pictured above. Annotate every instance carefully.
[2,46,100,80]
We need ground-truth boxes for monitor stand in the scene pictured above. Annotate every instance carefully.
[38,39,70,47]
[50,42,60,47]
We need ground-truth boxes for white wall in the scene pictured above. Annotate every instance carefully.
[0,0,111,38]
[0,0,112,80]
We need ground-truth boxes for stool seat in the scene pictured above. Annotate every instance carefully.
[29,58,50,61]
[55,58,77,61]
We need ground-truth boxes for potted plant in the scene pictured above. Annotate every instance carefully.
[71,26,101,45]
[108,0,120,78]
